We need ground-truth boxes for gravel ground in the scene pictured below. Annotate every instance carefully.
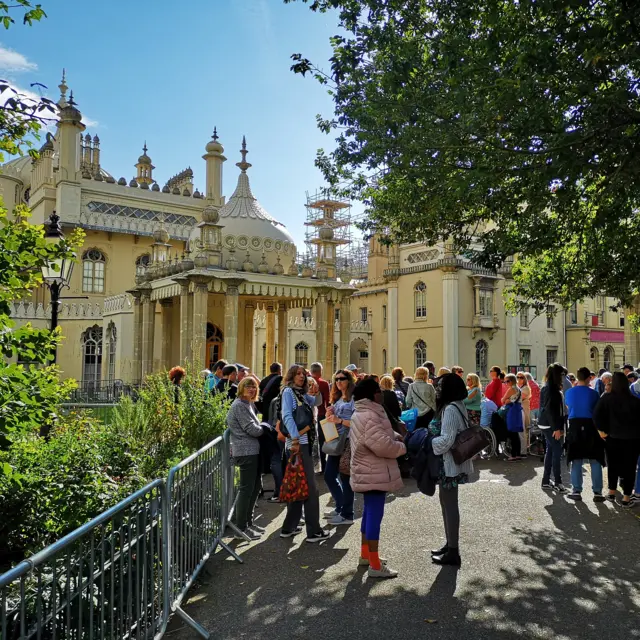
[167,457,640,640]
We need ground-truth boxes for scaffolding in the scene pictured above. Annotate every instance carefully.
[304,188,368,281]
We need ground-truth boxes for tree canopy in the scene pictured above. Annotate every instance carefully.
[286,0,640,309]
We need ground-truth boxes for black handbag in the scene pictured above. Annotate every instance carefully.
[279,388,314,438]
[449,404,491,465]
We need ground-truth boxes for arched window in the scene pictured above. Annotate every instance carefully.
[475,340,488,378]
[590,347,599,369]
[414,282,427,319]
[206,323,224,371]
[382,348,387,373]
[294,342,309,368]
[82,249,106,293]
[135,253,151,267]
[106,323,117,383]
[603,346,614,372]
[414,339,427,371]
[82,326,103,389]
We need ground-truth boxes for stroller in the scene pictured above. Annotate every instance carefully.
[527,417,545,459]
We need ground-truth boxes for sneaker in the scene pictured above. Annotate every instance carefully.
[593,494,606,503]
[567,492,582,501]
[630,494,640,504]
[328,515,354,526]
[235,528,260,541]
[305,531,330,544]
[541,483,553,490]
[279,526,303,538]
[368,564,398,579]
[324,509,339,518]
[358,556,387,567]
[554,484,568,493]
[606,493,616,502]
[249,524,266,533]
[268,496,281,503]
[620,499,632,509]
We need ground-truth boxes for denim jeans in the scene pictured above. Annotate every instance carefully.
[324,453,354,519]
[570,459,603,494]
[270,441,285,498]
[542,428,563,485]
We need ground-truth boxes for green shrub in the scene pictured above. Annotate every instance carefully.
[0,413,143,563]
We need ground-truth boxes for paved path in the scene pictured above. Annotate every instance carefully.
[168,458,640,640]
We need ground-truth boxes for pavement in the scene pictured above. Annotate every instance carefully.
[167,457,640,640]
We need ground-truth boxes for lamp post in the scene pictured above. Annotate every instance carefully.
[41,211,75,363]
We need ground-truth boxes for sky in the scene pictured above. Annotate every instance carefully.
[0,0,354,247]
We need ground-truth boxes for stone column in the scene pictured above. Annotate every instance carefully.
[224,282,240,364]
[277,302,288,367]
[131,291,143,382]
[265,302,276,365]
[141,289,156,379]
[179,282,193,365]
[191,280,208,368]
[472,275,482,322]
[387,285,398,368]
[243,301,256,367]
[160,298,173,369]
[326,299,336,374]
[339,295,352,369]
[316,291,329,373]
[442,270,460,367]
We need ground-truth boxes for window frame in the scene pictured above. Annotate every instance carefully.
[475,339,488,378]
[414,282,427,319]
[294,342,309,368]
[82,248,107,294]
[414,339,427,371]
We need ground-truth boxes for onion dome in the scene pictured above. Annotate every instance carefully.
[202,204,219,224]
[153,226,170,244]
[243,252,255,272]
[205,127,224,154]
[319,225,334,241]
[257,252,269,274]
[138,143,152,165]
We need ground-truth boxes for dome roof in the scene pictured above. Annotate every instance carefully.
[1,155,32,182]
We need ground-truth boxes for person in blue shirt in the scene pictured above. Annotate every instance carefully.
[480,396,497,428]
[279,365,329,543]
[207,359,227,393]
[564,367,606,502]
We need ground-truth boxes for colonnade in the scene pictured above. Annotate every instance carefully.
[131,281,352,381]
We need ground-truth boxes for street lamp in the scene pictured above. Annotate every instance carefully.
[41,211,75,363]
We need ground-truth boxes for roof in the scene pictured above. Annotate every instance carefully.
[219,170,284,228]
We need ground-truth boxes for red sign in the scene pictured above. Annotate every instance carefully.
[589,330,624,343]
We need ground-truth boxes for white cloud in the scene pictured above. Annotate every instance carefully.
[0,45,37,73]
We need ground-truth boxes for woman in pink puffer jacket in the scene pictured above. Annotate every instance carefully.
[350,378,407,579]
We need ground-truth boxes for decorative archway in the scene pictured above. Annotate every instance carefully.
[350,337,369,372]
[206,323,224,371]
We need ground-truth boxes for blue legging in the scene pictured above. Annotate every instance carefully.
[361,492,386,541]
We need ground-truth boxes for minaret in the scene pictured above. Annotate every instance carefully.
[202,127,226,207]
[57,90,85,184]
[135,143,154,185]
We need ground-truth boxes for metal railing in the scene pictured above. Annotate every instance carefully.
[0,432,242,640]
[67,382,140,405]
[0,480,168,640]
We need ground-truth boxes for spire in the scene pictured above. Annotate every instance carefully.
[58,69,68,108]
[143,141,148,155]
[212,127,219,141]
[236,136,252,173]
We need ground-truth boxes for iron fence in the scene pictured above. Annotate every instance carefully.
[67,382,139,405]
[0,480,168,640]
[0,431,245,640]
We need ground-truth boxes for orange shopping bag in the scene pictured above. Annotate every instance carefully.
[280,452,310,502]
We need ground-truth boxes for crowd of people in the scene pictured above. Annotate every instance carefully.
[205,356,640,579]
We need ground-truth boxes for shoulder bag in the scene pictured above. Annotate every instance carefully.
[449,404,491,465]
[279,388,314,438]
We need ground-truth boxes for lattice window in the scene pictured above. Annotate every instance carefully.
[520,306,529,328]
[82,326,103,388]
[476,340,488,378]
[82,249,106,293]
[414,339,427,371]
[546,349,558,367]
[414,282,427,319]
[294,342,309,368]
[407,249,439,264]
[87,201,197,227]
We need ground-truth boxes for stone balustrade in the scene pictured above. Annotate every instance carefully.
[10,300,103,320]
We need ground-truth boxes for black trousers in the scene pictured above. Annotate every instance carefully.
[606,437,640,496]
[317,417,327,472]
[508,430,522,457]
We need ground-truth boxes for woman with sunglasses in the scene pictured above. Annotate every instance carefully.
[324,369,357,526]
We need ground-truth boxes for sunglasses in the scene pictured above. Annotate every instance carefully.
[335,377,349,382]
[516,376,525,379]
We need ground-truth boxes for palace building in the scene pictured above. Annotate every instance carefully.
[1,74,634,387]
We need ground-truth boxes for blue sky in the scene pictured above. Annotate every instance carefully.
[0,0,352,246]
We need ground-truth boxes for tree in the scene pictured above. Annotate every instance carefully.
[0,1,83,459]
[286,0,640,309]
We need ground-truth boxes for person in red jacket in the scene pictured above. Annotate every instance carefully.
[484,366,504,408]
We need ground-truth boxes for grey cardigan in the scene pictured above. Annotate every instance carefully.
[406,380,437,416]
[226,398,263,457]
[432,401,474,479]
